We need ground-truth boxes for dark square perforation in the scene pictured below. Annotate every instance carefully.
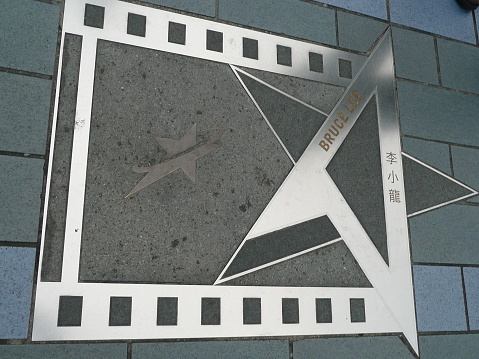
[206,30,223,53]
[243,298,261,325]
[315,298,332,323]
[282,298,299,324]
[168,21,186,45]
[339,58,353,79]
[243,37,259,60]
[157,297,178,326]
[84,4,105,29]
[350,298,366,323]
[57,296,83,327]
[127,13,146,37]
[309,52,324,73]
[201,297,221,325]
[277,45,292,67]
[109,296,132,326]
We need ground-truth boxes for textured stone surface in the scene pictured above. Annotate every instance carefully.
[132,341,289,359]
[0,246,36,339]
[79,40,293,284]
[337,11,387,52]
[294,336,415,358]
[413,265,467,332]
[218,0,336,45]
[312,0,388,20]
[0,0,59,74]
[402,137,451,175]
[410,205,479,265]
[0,156,44,243]
[0,72,52,154]
[463,267,479,330]
[451,146,479,203]
[397,81,479,147]
[420,334,479,359]
[0,344,127,359]
[392,27,439,85]
[142,0,215,17]
[389,0,476,44]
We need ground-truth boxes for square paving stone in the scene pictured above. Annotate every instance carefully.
[419,334,479,359]
[0,156,44,243]
[337,11,387,52]
[463,267,479,330]
[0,72,52,154]
[392,27,439,85]
[0,343,127,359]
[438,38,479,95]
[389,0,476,44]
[410,205,479,265]
[311,0,388,20]
[451,146,479,203]
[218,0,336,45]
[397,80,479,147]
[141,0,215,17]
[413,265,467,332]
[293,336,415,359]
[0,246,36,339]
[402,137,451,175]
[132,341,289,359]
[0,0,59,74]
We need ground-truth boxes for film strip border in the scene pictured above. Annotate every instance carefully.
[32,283,401,340]
[64,0,365,87]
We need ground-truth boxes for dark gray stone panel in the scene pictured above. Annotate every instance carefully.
[350,298,366,322]
[316,298,332,323]
[238,71,327,161]
[206,30,223,52]
[42,34,82,282]
[282,298,299,324]
[0,344,127,359]
[243,37,258,59]
[84,4,104,29]
[168,21,186,44]
[309,52,324,73]
[127,13,146,37]
[402,154,473,215]
[239,67,345,114]
[338,58,352,79]
[201,297,220,325]
[276,45,292,67]
[109,297,132,326]
[221,215,340,279]
[243,298,261,324]
[224,240,372,287]
[327,96,388,264]
[57,296,83,327]
[157,297,178,326]
[79,40,292,284]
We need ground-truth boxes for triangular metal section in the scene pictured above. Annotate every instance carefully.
[218,30,419,356]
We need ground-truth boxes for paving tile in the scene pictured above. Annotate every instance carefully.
[132,341,289,359]
[410,205,479,265]
[413,265,467,332]
[0,246,36,339]
[451,146,479,203]
[0,343,127,359]
[463,267,479,330]
[419,334,479,359]
[0,0,59,74]
[438,38,479,95]
[397,80,479,147]
[0,72,52,154]
[141,0,215,17]
[218,0,336,45]
[392,27,439,85]
[389,0,476,44]
[0,156,44,243]
[402,137,451,174]
[337,11,387,52]
[293,336,415,358]
[311,0,388,20]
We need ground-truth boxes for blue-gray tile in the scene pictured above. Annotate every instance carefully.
[410,205,479,265]
[293,336,414,359]
[141,0,215,17]
[419,334,479,359]
[0,156,44,243]
[397,81,479,147]
[337,11,387,52]
[0,246,36,339]
[402,137,451,174]
[451,146,479,203]
[413,265,467,332]
[392,27,439,85]
[0,0,59,74]
[218,0,336,45]
[0,72,52,154]
[438,38,479,94]
[0,343,127,359]
[132,340,289,359]
[312,0,387,20]
[463,267,479,330]
[389,0,476,44]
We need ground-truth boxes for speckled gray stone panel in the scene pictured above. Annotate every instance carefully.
[338,58,352,79]
[109,297,132,326]
[282,298,299,324]
[156,297,178,325]
[401,137,451,175]
[316,298,332,323]
[327,96,388,264]
[242,37,258,59]
[224,240,372,287]
[79,40,292,284]
[239,67,345,114]
[243,297,261,324]
[127,13,146,37]
[0,156,44,243]
[201,297,220,325]
[420,334,479,359]
[141,0,215,17]
[350,298,366,322]
[337,11,387,53]
[309,52,323,73]
[276,45,292,67]
[57,296,83,327]
[206,30,223,52]
[168,21,186,44]
[0,344,127,359]
[84,4,105,29]
[42,34,82,282]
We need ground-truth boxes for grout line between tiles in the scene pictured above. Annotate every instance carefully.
[461,267,471,331]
